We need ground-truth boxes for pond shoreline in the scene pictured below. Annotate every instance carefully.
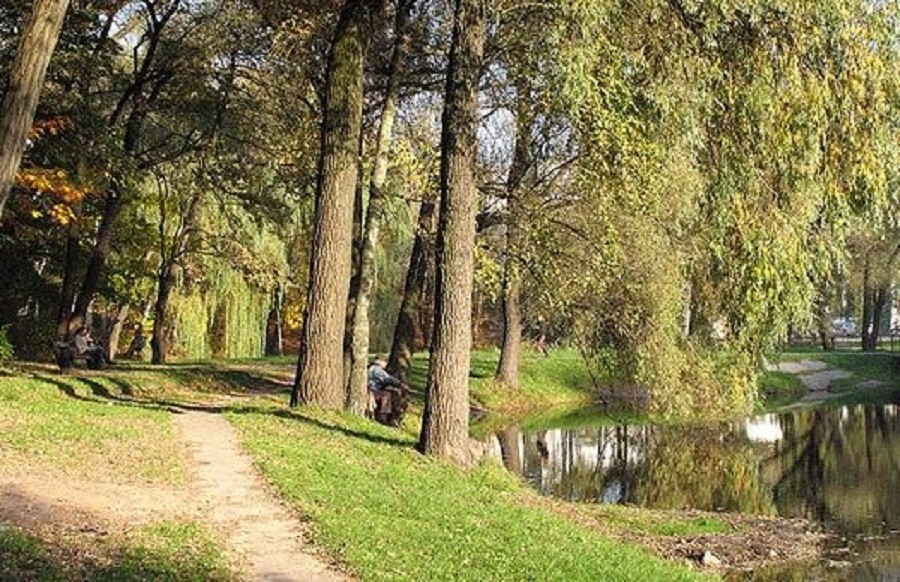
[518,494,831,573]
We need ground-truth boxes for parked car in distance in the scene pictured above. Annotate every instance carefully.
[831,317,857,337]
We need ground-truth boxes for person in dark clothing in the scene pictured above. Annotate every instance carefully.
[367,357,407,426]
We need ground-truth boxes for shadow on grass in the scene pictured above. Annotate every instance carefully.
[230,407,414,448]
[31,374,228,415]
[28,372,412,449]
[0,524,228,581]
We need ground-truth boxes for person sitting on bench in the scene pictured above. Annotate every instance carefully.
[73,326,110,366]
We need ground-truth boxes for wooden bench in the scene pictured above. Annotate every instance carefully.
[51,341,105,370]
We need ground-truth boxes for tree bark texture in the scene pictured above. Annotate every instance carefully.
[495,92,532,388]
[417,0,485,462]
[0,0,70,218]
[345,0,414,415]
[292,0,380,409]
[107,303,129,360]
[56,221,80,338]
[68,187,124,331]
[265,285,284,356]
[387,194,437,381]
[151,262,177,364]
[151,187,203,364]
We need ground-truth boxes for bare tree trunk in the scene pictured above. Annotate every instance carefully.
[387,194,437,382]
[814,286,834,351]
[418,0,485,462]
[151,184,203,364]
[346,0,414,415]
[0,0,70,217]
[342,136,365,402]
[292,0,382,409]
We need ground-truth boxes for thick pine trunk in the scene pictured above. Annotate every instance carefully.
[346,0,413,414]
[0,0,70,217]
[292,0,380,409]
[387,195,437,381]
[418,0,485,462]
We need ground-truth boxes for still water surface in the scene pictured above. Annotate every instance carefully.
[491,403,900,579]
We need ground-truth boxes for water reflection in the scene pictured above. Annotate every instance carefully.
[490,403,900,576]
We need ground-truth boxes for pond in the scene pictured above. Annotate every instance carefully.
[487,402,900,579]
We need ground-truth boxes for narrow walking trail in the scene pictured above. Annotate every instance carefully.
[174,409,349,581]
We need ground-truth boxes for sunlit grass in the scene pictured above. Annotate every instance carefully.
[228,406,708,581]
[0,373,184,483]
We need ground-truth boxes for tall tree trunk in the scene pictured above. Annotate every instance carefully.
[151,185,203,365]
[0,0,70,217]
[265,285,284,356]
[346,0,414,415]
[495,90,531,388]
[418,0,485,462]
[68,186,124,331]
[151,261,177,364]
[107,303,129,360]
[56,220,80,338]
[387,194,437,381]
[291,0,381,409]
[343,135,366,401]
[862,256,876,352]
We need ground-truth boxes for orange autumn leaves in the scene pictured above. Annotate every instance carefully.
[14,117,93,226]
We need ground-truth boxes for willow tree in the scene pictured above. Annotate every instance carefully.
[291,0,383,409]
[0,0,70,218]
[418,0,485,462]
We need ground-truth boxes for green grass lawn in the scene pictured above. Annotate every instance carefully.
[227,404,709,581]
[403,348,595,414]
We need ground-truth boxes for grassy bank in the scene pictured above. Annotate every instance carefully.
[765,351,900,406]
[227,404,706,581]
[404,348,595,415]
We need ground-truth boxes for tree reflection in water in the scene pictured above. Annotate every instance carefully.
[491,403,900,573]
